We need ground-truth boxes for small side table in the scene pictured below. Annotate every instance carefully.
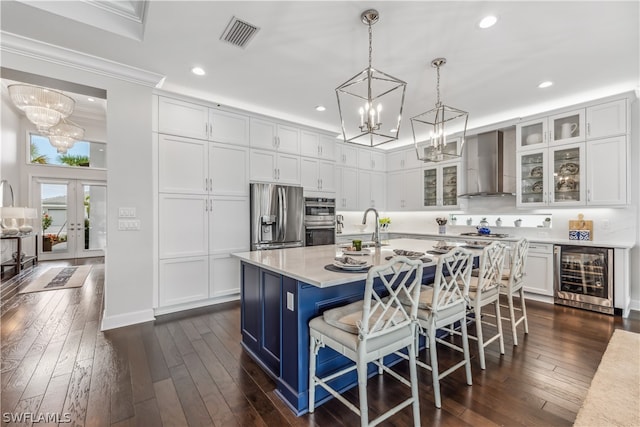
[1,233,38,276]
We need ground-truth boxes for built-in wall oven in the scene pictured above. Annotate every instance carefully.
[554,245,614,315]
[304,197,335,246]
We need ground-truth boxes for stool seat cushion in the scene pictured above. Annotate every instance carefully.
[398,285,434,310]
[322,300,406,335]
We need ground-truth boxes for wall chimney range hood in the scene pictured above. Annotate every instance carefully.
[458,130,516,198]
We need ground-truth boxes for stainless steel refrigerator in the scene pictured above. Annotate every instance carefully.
[250,183,304,250]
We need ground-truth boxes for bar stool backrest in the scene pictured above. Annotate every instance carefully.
[432,248,474,325]
[474,242,508,305]
[507,238,529,292]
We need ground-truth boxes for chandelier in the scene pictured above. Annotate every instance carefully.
[411,58,468,162]
[8,84,75,132]
[47,118,85,154]
[336,9,407,147]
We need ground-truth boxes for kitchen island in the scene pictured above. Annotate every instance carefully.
[232,238,477,415]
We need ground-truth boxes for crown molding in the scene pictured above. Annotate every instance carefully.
[0,31,165,88]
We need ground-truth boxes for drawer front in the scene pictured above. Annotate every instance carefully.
[528,242,553,254]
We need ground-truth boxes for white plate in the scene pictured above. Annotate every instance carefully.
[431,246,456,254]
[342,249,371,256]
[333,261,371,271]
[464,241,491,249]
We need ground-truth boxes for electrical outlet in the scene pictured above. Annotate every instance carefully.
[602,219,610,230]
[287,292,294,311]
[118,207,136,218]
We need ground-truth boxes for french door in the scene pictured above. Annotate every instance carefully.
[34,178,106,260]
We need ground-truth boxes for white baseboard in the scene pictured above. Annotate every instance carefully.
[154,294,240,316]
[101,308,155,331]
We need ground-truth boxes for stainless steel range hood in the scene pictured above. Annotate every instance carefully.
[458,130,516,198]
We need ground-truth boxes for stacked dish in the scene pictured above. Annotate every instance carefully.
[333,256,371,271]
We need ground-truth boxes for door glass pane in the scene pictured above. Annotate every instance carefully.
[520,122,544,148]
[552,114,581,142]
[521,153,544,204]
[423,169,437,207]
[41,184,68,254]
[83,185,107,251]
[442,165,458,206]
[553,147,581,202]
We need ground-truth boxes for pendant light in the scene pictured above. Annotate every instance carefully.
[47,118,85,154]
[336,9,407,147]
[411,58,468,162]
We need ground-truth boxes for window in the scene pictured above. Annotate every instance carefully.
[29,134,106,168]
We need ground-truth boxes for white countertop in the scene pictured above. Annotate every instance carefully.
[336,231,636,249]
[232,238,483,288]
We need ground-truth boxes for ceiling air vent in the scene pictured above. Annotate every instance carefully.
[220,16,260,48]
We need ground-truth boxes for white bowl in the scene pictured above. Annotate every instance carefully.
[353,223,368,232]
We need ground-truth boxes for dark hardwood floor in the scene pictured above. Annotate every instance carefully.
[1,259,639,426]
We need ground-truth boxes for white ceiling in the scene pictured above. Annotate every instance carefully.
[2,1,638,148]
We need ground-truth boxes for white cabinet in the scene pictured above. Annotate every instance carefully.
[250,149,300,184]
[585,136,627,205]
[159,193,209,259]
[208,109,250,145]
[210,254,241,298]
[301,131,336,160]
[250,118,300,154]
[523,242,553,296]
[159,257,209,307]
[386,148,423,172]
[586,99,627,139]
[159,135,208,194]
[387,169,423,210]
[209,196,250,255]
[423,163,460,208]
[358,149,385,171]
[335,143,358,167]
[358,171,385,210]
[159,135,249,196]
[210,143,250,196]
[158,97,249,144]
[335,167,359,210]
[516,108,585,151]
[301,158,335,193]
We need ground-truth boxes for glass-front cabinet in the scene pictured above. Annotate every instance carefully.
[423,164,459,208]
[517,143,585,207]
[516,109,585,151]
[517,150,548,207]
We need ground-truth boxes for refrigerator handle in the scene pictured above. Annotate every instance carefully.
[553,245,561,298]
[281,187,288,241]
[278,187,285,241]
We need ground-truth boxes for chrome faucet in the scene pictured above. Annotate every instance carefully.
[362,208,381,247]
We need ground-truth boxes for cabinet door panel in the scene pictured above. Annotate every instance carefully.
[261,270,281,375]
[210,197,250,254]
[277,124,300,154]
[209,109,249,145]
[404,169,423,210]
[318,161,335,192]
[159,194,208,258]
[587,99,627,139]
[339,168,359,210]
[549,109,585,145]
[386,172,404,209]
[210,144,249,196]
[523,252,553,295]
[159,257,209,307]
[318,134,336,160]
[250,118,277,150]
[370,172,385,209]
[586,136,627,205]
[357,171,373,209]
[300,157,319,190]
[159,135,208,194]
[210,255,240,298]
[276,153,301,185]
[300,130,319,158]
[241,263,260,349]
[158,97,209,140]
[250,150,277,182]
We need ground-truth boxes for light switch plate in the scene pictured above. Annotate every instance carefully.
[118,207,136,218]
[118,219,141,230]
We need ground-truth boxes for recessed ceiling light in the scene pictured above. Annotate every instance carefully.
[191,67,206,76]
[478,15,498,29]
[87,97,95,102]
[538,81,553,88]
[315,105,326,112]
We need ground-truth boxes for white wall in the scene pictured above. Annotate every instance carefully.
[2,51,155,330]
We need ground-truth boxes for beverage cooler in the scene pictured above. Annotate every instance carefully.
[554,245,614,314]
